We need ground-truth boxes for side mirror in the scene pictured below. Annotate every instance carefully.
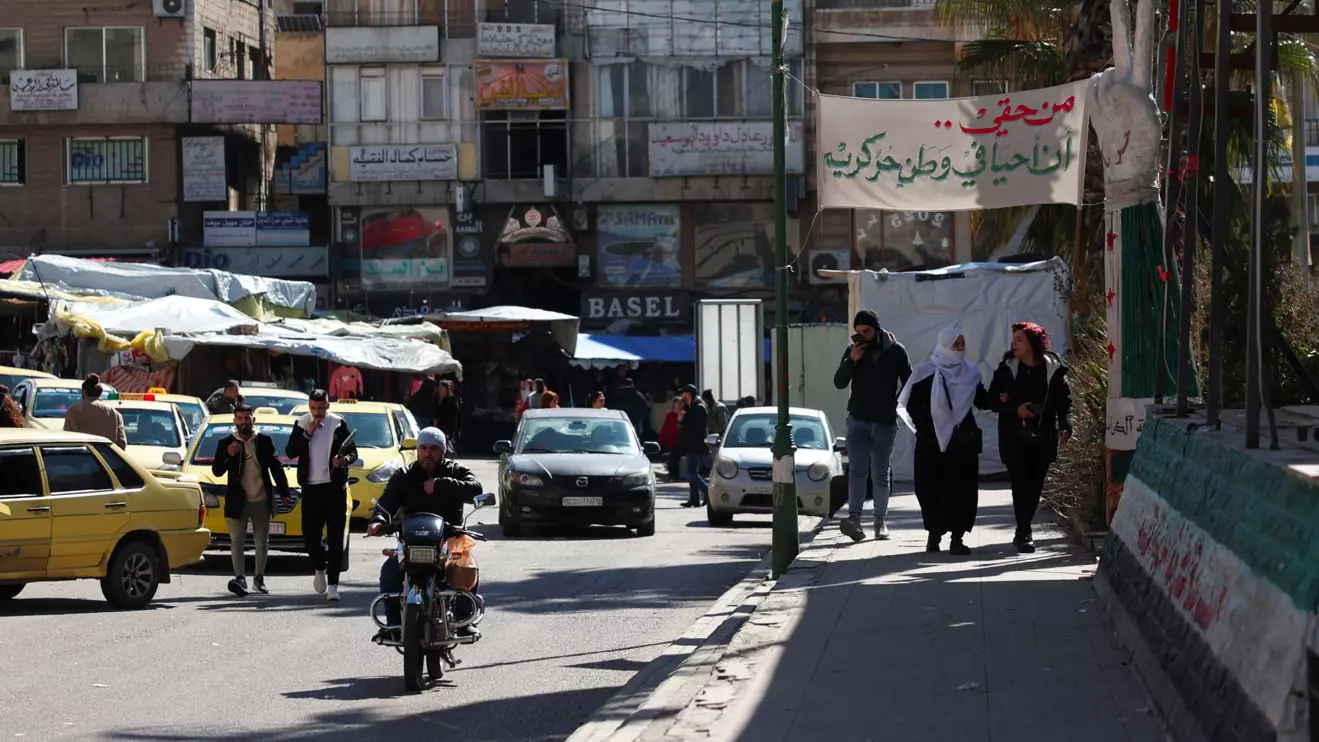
[493,440,513,454]
[473,492,496,510]
[704,434,721,447]
[643,441,660,455]
[162,451,183,467]
[401,437,417,451]
[833,437,847,452]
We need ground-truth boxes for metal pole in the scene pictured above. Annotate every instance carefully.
[770,0,797,578]
[1247,0,1271,448]
[1155,0,1190,403]
[1207,0,1230,428]
[1176,0,1205,416]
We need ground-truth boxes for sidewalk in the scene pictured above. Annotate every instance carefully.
[572,487,1169,742]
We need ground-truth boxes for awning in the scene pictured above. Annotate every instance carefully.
[570,334,771,367]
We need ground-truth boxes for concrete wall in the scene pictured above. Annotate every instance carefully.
[1096,415,1319,742]
[274,31,327,148]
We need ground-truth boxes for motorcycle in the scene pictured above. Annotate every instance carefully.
[368,492,495,691]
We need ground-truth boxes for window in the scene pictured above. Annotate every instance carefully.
[120,409,182,448]
[203,28,217,72]
[516,418,639,455]
[32,388,81,418]
[41,446,114,494]
[93,443,145,490]
[680,60,805,119]
[67,137,147,184]
[360,67,387,121]
[65,27,144,83]
[0,140,23,185]
[913,81,950,100]
[684,68,715,118]
[248,45,261,80]
[191,423,297,465]
[854,210,955,270]
[724,414,828,450]
[421,66,446,119]
[393,409,420,442]
[972,80,1007,97]
[0,448,42,498]
[233,38,245,79]
[334,413,394,448]
[292,0,324,13]
[483,110,568,179]
[0,28,23,79]
[853,81,901,100]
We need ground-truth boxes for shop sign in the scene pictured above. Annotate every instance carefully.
[473,59,569,111]
[596,204,681,288]
[582,291,690,324]
[496,204,576,268]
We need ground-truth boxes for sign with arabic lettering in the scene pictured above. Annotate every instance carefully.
[359,207,451,290]
[183,247,329,278]
[325,26,441,64]
[649,122,804,177]
[596,205,681,288]
[203,211,310,247]
[473,59,569,111]
[10,69,77,111]
[182,137,226,202]
[816,79,1090,212]
[190,80,323,124]
[348,145,458,182]
[477,23,556,58]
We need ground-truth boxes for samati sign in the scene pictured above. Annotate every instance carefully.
[582,292,690,324]
[10,69,77,111]
[649,122,804,177]
[476,23,556,57]
[348,145,458,181]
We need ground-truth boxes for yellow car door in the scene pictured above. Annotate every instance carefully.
[41,444,130,575]
[0,446,52,580]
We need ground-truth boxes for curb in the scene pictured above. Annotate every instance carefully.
[567,514,828,742]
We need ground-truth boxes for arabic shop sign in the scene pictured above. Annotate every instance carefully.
[348,145,458,182]
[473,59,569,111]
[10,69,78,111]
[476,23,556,58]
[649,122,804,177]
[183,247,329,278]
[203,211,311,247]
[815,78,1090,212]
[581,291,690,324]
[363,258,450,288]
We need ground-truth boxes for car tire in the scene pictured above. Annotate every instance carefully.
[499,498,522,538]
[100,540,161,610]
[0,584,24,600]
[634,519,655,537]
[706,501,733,527]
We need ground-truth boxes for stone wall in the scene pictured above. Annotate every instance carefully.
[1096,415,1319,742]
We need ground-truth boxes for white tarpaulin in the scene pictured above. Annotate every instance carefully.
[17,254,317,314]
[57,295,258,336]
[430,305,579,356]
[161,331,462,378]
[816,79,1091,212]
[837,258,1070,482]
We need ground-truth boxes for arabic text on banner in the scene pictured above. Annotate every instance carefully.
[815,79,1091,212]
[10,69,78,111]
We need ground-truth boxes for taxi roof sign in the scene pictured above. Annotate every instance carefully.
[147,387,167,394]
[251,406,280,416]
[336,398,357,404]
[120,393,157,401]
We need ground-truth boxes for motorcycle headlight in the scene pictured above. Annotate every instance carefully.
[715,457,738,479]
[618,471,651,488]
[513,472,545,487]
[366,457,404,483]
[807,461,831,482]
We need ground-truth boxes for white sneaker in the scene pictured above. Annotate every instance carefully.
[313,570,327,595]
[326,585,341,601]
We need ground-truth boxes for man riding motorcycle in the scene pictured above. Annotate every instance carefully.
[366,427,484,643]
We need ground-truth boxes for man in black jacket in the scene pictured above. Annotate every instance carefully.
[677,384,709,508]
[285,389,359,601]
[832,309,912,542]
[367,427,483,641]
[211,405,290,597]
[610,377,651,439]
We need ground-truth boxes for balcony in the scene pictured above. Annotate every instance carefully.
[324,1,479,37]
[814,0,956,43]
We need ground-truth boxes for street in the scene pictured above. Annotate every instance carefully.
[0,458,772,741]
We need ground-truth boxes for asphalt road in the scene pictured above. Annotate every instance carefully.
[0,458,774,741]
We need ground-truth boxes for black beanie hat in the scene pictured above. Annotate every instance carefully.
[853,309,880,331]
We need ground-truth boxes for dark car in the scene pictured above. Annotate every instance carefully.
[494,408,661,538]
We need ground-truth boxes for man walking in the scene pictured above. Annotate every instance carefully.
[207,380,245,415]
[677,384,709,508]
[832,309,912,541]
[610,377,651,439]
[286,389,358,600]
[211,405,289,596]
[702,389,729,437]
[64,373,127,449]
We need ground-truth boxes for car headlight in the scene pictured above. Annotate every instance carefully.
[618,471,651,488]
[715,457,738,479]
[513,472,545,487]
[807,461,831,482]
[366,457,404,483]
[199,482,225,509]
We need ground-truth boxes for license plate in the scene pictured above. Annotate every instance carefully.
[562,496,603,507]
[249,522,287,535]
[407,546,437,562]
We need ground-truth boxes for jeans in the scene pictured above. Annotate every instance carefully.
[224,499,270,577]
[380,557,479,627]
[1006,450,1052,540]
[846,416,898,522]
[301,483,347,585]
[684,453,708,505]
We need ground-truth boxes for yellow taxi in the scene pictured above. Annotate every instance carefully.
[0,365,54,390]
[178,412,353,569]
[209,382,308,415]
[132,388,207,440]
[289,399,420,521]
[11,377,120,430]
[107,396,191,472]
[0,428,210,608]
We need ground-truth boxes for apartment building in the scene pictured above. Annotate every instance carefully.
[0,0,276,260]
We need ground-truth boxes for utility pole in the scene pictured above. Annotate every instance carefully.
[770,0,798,578]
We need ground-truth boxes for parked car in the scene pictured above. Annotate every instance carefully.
[11,377,119,430]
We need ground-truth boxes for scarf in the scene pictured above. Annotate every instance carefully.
[897,326,982,452]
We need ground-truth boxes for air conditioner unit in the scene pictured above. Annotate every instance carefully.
[808,250,851,285]
[154,0,186,17]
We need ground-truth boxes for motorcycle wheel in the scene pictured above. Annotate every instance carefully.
[402,604,426,692]
[426,651,445,681]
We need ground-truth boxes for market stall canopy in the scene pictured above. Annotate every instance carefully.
[58,295,258,336]
[17,254,316,316]
[431,305,579,356]
[276,317,449,349]
[161,331,462,377]
[571,334,771,368]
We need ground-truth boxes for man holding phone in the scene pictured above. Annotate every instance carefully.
[211,405,290,596]
[286,389,358,601]
[832,309,912,542]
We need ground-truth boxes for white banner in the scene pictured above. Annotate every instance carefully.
[10,69,77,111]
[181,137,226,202]
[816,80,1091,212]
[649,122,804,177]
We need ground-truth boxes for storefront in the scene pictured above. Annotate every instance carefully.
[487,203,582,316]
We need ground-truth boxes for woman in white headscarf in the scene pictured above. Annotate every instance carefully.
[897,326,992,555]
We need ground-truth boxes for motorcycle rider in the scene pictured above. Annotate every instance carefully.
[367,427,483,643]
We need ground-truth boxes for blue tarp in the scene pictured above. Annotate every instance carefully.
[573,334,771,364]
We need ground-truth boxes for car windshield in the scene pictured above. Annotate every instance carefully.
[121,409,182,448]
[517,418,640,455]
[243,394,305,415]
[32,389,83,418]
[724,414,830,450]
[336,412,394,448]
[176,402,207,434]
[190,423,296,464]
[0,373,42,389]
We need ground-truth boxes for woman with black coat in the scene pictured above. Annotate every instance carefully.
[987,322,1073,554]
[898,326,992,555]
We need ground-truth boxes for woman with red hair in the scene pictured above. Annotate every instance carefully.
[988,322,1073,554]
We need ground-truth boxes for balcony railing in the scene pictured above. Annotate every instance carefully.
[3,64,192,84]
[816,0,936,7]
